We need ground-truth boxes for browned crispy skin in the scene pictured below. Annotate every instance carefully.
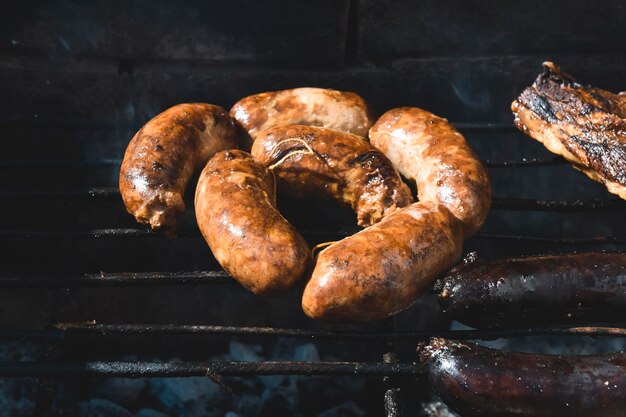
[194,150,311,295]
[231,87,376,150]
[512,62,626,200]
[438,252,626,329]
[419,338,626,417]
[369,107,492,237]
[302,201,463,321]
[251,125,413,227]
[120,103,237,236]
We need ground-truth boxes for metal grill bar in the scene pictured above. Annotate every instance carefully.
[3,229,625,244]
[491,198,626,212]
[0,361,423,378]
[2,324,624,342]
[0,271,233,288]
[473,234,626,244]
[483,157,566,167]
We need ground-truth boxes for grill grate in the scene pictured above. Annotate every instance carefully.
[2,123,626,417]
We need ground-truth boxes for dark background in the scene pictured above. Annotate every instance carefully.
[0,1,625,415]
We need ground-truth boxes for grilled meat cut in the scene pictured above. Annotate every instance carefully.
[512,62,626,200]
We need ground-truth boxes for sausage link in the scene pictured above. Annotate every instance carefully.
[120,103,237,236]
[438,251,626,329]
[369,107,491,237]
[302,201,463,321]
[419,338,626,417]
[231,87,376,150]
[195,150,311,295]
[251,125,413,227]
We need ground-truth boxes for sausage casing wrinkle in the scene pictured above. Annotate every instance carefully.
[252,125,413,227]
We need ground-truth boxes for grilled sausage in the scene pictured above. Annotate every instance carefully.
[437,252,626,329]
[231,87,376,150]
[369,107,491,237]
[302,201,463,321]
[194,150,311,295]
[251,125,413,227]
[419,338,626,417]
[120,103,238,236]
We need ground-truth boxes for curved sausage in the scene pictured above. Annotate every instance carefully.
[302,201,463,321]
[419,338,626,417]
[251,125,413,227]
[120,103,238,236]
[369,107,491,237]
[437,252,626,329]
[231,87,376,150]
[194,150,311,295]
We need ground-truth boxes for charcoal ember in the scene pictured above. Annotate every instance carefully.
[148,376,224,414]
[95,377,147,405]
[263,376,299,408]
[0,341,40,361]
[181,402,222,417]
[0,342,40,416]
[0,378,38,416]
[259,374,285,390]
[228,341,264,362]
[259,379,303,417]
[293,343,320,362]
[231,393,262,416]
[297,374,370,416]
[135,409,170,417]
[419,401,460,417]
[77,399,133,417]
[317,401,366,417]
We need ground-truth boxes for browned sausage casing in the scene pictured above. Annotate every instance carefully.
[369,107,491,237]
[251,125,413,227]
[194,150,311,295]
[302,201,463,321]
[419,338,626,417]
[231,88,376,150]
[120,103,238,236]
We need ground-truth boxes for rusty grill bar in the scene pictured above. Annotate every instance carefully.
[2,324,625,342]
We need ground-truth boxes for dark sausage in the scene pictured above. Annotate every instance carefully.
[419,338,626,417]
[438,252,626,329]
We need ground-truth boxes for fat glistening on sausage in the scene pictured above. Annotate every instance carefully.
[194,149,311,295]
[419,338,626,417]
[300,108,490,321]
[120,103,238,236]
[303,201,463,321]
[369,107,491,237]
[437,251,626,328]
